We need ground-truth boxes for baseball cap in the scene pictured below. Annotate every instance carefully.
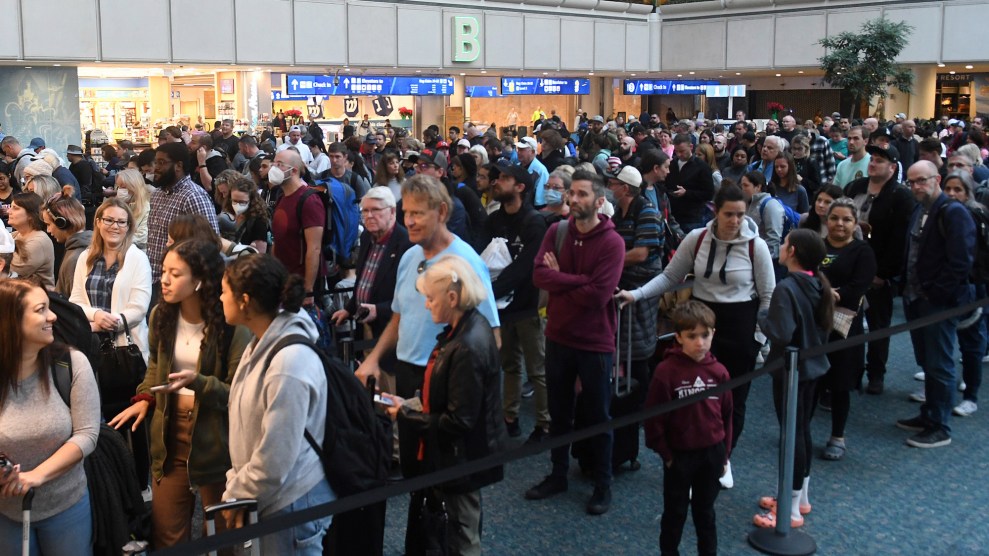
[28,137,45,149]
[515,137,537,151]
[456,139,471,149]
[401,150,420,162]
[418,148,447,169]
[66,145,84,156]
[948,119,960,127]
[365,134,378,145]
[498,164,533,192]
[606,165,643,189]
[289,125,303,133]
[871,127,892,141]
[866,144,899,164]
[831,112,842,119]
[436,140,450,150]
[590,115,605,124]
[895,112,907,120]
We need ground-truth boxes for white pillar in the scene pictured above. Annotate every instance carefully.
[649,11,661,73]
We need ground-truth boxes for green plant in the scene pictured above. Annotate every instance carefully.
[818,17,914,119]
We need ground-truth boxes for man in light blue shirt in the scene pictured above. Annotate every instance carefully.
[516,136,549,207]
[356,174,500,476]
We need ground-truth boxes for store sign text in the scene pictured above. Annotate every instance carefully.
[452,16,480,63]
[286,75,455,96]
[501,78,590,95]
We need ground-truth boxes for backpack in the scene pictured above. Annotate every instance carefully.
[938,201,989,284]
[298,178,361,273]
[261,334,391,497]
[48,290,101,374]
[759,196,801,239]
[8,150,37,182]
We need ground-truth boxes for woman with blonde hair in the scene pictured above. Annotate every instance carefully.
[383,255,505,556]
[695,143,724,192]
[114,169,151,250]
[25,174,60,202]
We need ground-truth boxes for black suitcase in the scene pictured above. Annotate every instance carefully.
[572,306,644,475]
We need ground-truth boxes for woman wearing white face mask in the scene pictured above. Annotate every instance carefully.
[226,177,270,254]
[114,169,150,250]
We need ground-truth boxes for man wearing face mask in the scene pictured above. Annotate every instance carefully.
[146,142,219,300]
[270,149,324,308]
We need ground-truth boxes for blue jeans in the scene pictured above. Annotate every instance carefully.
[259,479,334,556]
[958,284,987,403]
[904,297,959,433]
[546,340,613,488]
[0,488,92,556]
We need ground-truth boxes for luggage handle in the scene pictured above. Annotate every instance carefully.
[22,489,33,556]
[614,302,633,398]
[204,499,260,556]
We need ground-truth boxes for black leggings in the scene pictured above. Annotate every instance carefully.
[702,298,760,450]
[773,378,819,491]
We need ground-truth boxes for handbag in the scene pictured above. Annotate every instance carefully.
[832,298,863,339]
[97,315,148,414]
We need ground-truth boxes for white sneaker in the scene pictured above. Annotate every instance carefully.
[909,389,926,403]
[720,460,734,489]
[914,371,926,381]
[954,400,978,417]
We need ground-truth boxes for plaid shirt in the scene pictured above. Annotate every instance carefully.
[810,135,837,184]
[85,257,119,313]
[147,175,219,283]
[355,236,390,305]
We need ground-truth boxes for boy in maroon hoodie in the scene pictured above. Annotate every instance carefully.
[645,300,733,556]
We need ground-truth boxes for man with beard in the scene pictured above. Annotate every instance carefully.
[215,119,240,163]
[146,141,219,295]
[484,165,550,443]
[713,133,731,170]
[618,136,639,168]
[764,119,780,136]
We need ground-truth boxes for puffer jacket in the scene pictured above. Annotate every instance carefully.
[398,309,507,495]
[138,307,253,486]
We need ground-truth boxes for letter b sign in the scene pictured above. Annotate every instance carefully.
[452,16,480,63]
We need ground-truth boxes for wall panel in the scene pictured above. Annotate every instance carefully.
[170,0,234,63]
[236,0,293,64]
[348,4,397,67]
[23,0,97,59]
[399,8,443,68]
[594,21,626,71]
[525,15,561,70]
[484,14,523,69]
[100,0,170,62]
[774,13,825,67]
[662,22,725,70]
[560,19,593,70]
[726,17,773,69]
[294,1,347,65]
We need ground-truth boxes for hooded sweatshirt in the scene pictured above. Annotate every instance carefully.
[758,272,830,382]
[632,216,776,313]
[56,230,93,298]
[223,309,332,516]
[534,214,625,353]
[644,344,732,464]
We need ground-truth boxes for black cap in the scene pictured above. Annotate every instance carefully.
[866,144,899,164]
[870,126,892,142]
[498,164,533,193]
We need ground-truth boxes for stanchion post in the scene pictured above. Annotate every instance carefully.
[748,347,817,555]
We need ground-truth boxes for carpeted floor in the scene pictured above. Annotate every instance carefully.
[380,304,989,555]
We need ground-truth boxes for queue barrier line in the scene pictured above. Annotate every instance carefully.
[155,294,989,555]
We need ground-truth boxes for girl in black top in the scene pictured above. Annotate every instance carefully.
[227,177,270,254]
[818,198,876,460]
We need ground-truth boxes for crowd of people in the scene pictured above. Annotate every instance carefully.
[0,106,985,555]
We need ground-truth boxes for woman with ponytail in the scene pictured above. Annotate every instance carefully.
[753,228,833,530]
[219,254,333,554]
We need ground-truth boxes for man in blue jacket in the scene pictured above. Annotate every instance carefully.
[896,160,976,449]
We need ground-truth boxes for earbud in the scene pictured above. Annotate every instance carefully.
[195,282,202,292]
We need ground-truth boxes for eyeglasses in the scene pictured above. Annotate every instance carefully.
[99,217,129,228]
[416,163,436,171]
[905,175,937,187]
[360,206,389,216]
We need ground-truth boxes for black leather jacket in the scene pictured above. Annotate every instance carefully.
[398,309,506,494]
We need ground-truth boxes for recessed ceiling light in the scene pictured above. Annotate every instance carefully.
[966,65,974,69]
[938,63,945,68]
[950,71,956,75]
[415,70,421,73]
[775,73,781,77]
[588,72,594,76]
[735,72,741,76]
[53,64,60,67]
[677,74,683,77]
[481,70,487,74]
[689,71,695,75]
[798,70,804,74]
[344,68,351,72]
[631,73,636,76]
[24,66,31,69]
[459,72,466,76]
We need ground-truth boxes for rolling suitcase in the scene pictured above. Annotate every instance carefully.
[203,499,260,556]
[572,305,643,475]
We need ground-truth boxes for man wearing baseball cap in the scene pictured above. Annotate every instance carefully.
[606,163,664,456]
[515,136,549,208]
[277,124,313,166]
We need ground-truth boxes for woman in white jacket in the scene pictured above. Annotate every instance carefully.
[69,198,152,367]
[617,184,776,488]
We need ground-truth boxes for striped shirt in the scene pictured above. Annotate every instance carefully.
[147,175,219,283]
[614,195,663,265]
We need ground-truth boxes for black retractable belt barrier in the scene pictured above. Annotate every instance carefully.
[156,295,989,556]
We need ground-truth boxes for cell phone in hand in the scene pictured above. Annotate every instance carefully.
[373,394,394,407]
[149,383,171,393]
[356,306,370,321]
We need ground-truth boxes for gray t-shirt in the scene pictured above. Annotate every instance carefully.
[0,350,100,521]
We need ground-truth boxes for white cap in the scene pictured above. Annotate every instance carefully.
[456,138,471,149]
[515,137,537,151]
[0,226,14,254]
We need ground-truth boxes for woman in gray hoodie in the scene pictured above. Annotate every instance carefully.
[220,254,332,555]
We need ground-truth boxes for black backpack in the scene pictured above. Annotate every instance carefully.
[937,201,989,284]
[261,334,390,497]
[48,290,101,374]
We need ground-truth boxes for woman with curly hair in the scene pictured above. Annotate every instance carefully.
[226,177,270,254]
[109,239,252,552]
[373,150,405,201]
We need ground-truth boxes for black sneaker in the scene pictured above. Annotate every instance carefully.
[525,476,567,500]
[524,427,549,445]
[521,380,535,398]
[906,427,951,449]
[866,377,884,395]
[895,415,928,432]
[818,389,832,411]
[505,418,521,438]
[586,485,612,515]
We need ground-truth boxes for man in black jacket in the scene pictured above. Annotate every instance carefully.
[332,186,412,394]
[667,134,714,232]
[843,145,916,394]
[484,165,550,443]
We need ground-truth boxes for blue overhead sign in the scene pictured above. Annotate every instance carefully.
[285,75,455,96]
[465,85,501,98]
[501,78,590,95]
[623,80,719,95]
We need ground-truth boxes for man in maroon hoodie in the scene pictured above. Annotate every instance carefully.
[645,300,732,556]
[525,169,625,515]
